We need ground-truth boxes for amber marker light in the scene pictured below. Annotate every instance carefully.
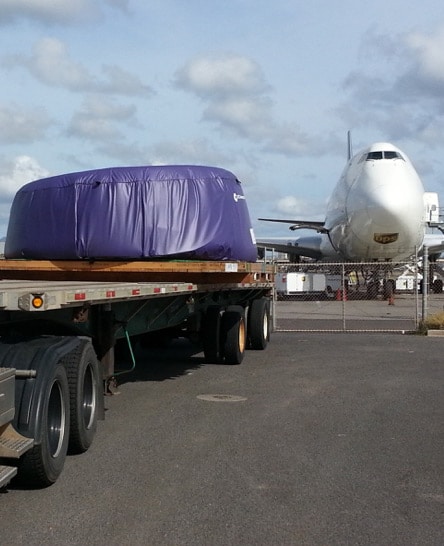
[31,295,44,309]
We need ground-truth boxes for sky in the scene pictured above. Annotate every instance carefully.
[2,0,444,239]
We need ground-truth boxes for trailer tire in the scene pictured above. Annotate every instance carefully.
[61,342,100,454]
[17,362,70,487]
[248,298,270,350]
[221,308,246,365]
[202,306,222,363]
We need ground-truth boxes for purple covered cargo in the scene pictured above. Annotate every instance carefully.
[5,165,258,262]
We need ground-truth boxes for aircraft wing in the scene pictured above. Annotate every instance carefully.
[257,233,444,261]
[256,235,325,260]
[258,218,328,232]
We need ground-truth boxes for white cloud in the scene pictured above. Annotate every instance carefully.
[8,37,152,96]
[339,25,444,146]
[100,65,153,96]
[275,196,310,216]
[204,97,274,141]
[68,95,138,140]
[0,0,128,25]
[0,0,98,25]
[176,55,270,98]
[0,155,50,236]
[175,54,272,142]
[267,126,312,156]
[29,37,91,90]
[0,155,49,198]
[406,27,444,83]
[0,102,52,144]
[175,54,310,155]
[150,139,232,166]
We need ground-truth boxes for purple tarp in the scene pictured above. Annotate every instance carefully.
[5,165,257,261]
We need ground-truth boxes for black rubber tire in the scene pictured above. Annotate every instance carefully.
[383,279,395,299]
[17,363,70,487]
[202,306,222,363]
[221,308,246,365]
[432,279,443,294]
[248,298,270,350]
[61,341,100,454]
[366,281,379,299]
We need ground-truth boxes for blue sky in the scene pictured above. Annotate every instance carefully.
[2,0,444,238]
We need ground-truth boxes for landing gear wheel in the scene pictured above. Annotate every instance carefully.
[248,298,270,350]
[202,306,222,363]
[383,279,395,300]
[221,307,246,365]
[366,281,379,299]
[432,279,443,294]
[17,363,70,487]
[61,341,100,454]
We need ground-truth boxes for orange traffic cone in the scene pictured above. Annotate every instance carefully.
[336,289,347,301]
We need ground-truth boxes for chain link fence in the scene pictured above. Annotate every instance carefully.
[271,260,444,333]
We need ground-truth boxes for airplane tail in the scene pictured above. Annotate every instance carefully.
[347,130,353,161]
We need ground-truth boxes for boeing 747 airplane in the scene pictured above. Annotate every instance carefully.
[258,137,444,262]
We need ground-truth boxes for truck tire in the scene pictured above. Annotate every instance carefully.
[202,306,222,363]
[248,298,270,350]
[17,362,70,487]
[61,341,100,454]
[221,308,246,365]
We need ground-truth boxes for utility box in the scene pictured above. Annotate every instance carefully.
[396,275,417,291]
[276,272,326,298]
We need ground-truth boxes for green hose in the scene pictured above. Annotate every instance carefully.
[114,327,136,377]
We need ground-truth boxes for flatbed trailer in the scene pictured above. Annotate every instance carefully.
[0,259,274,489]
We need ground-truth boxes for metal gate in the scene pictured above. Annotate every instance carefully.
[272,260,443,333]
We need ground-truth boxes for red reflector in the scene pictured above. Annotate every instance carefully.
[153,287,161,293]
[132,289,141,296]
[75,293,86,300]
[106,290,116,298]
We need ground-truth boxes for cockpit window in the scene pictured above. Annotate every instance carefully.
[366,151,383,160]
[383,151,403,160]
[365,150,404,161]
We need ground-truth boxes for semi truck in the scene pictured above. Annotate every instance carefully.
[0,258,273,489]
[0,163,274,490]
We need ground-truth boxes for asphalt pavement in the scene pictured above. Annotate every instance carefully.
[1,332,443,545]
[274,293,441,332]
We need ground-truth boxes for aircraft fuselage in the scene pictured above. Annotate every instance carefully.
[325,142,425,261]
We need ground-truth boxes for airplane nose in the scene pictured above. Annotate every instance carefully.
[349,167,424,231]
[367,185,416,228]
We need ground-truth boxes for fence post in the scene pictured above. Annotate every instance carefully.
[271,283,277,333]
[422,245,429,323]
[414,248,419,329]
[342,262,346,331]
